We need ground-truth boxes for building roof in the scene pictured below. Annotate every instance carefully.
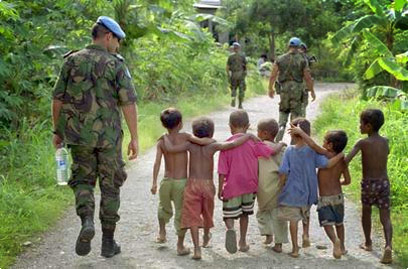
[193,0,222,9]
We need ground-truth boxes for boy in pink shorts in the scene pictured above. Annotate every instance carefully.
[218,110,284,254]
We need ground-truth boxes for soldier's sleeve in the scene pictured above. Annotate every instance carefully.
[227,55,232,67]
[52,60,70,101]
[116,63,137,106]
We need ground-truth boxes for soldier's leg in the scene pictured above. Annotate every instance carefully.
[300,89,308,118]
[238,78,246,109]
[230,77,238,107]
[97,142,127,257]
[68,145,97,256]
[276,111,289,142]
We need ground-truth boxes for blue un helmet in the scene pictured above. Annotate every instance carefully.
[96,16,126,40]
[288,37,301,47]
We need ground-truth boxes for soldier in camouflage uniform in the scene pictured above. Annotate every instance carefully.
[226,42,247,109]
[299,43,316,117]
[268,37,315,142]
[51,16,139,258]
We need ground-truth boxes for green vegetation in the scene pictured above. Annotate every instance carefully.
[314,90,408,266]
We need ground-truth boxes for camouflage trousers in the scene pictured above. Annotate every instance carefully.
[68,140,127,230]
[230,72,246,101]
[276,81,304,142]
[300,89,309,117]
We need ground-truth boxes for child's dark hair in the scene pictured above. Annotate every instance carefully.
[325,130,348,154]
[229,110,249,128]
[360,109,384,132]
[160,108,182,129]
[258,118,279,138]
[192,117,214,138]
[291,117,311,136]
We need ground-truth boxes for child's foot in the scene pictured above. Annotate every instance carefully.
[272,243,282,253]
[359,243,373,251]
[333,239,342,259]
[202,232,212,248]
[239,242,250,252]
[289,248,300,258]
[341,244,348,255]
[155,233,167,244]
[192,247,202,260]
[225,229,237,254]
[380,247,392,264]
[177,246,191,256]
[302,236,311,248]
[263,235,273,245]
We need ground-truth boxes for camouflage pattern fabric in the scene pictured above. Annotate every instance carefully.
[52,44,137,148]
[68,136,127,228]
[227,53,247,99]
[276,51,308,83]
[53,44,136,229]
[300,52,312,117]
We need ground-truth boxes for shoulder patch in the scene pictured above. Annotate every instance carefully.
[63,50,78,58]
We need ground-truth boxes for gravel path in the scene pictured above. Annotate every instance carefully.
[13,83,399,269]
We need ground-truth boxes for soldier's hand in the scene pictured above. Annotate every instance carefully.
[311,91,316,102]
[52,134,63,149]
[151,184,157,195]
[128,138,139,160]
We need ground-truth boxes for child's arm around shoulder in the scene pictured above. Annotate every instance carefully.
[288,124,329,157]
[152,140,164,195]
[184,132,215,146]
[345,138,364,164]
[326,152,344,168]
[214,133,259,151]
[162,135,191,153]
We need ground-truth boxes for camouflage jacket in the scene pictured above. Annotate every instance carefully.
[276,51,309,83]
[52,44,137,148]
[227,52,247,73]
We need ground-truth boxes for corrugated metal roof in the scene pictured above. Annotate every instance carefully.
[193,0,222,9]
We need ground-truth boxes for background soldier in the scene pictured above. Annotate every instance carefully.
[268,37,316,142]
[51,16,139,258]
[226,42,247,109]
[299,43,317,117]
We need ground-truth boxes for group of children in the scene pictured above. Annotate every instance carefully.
[151,107,393,264]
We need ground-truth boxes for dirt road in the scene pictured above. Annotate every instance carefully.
[13,83,397,268]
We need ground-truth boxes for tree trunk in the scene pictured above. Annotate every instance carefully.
[269,30,276,62]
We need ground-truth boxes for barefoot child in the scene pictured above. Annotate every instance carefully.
[151,108,211,256]
[218,110,284,254]
[289,125,350,259]
[256,118,289,253]
[345,109,393,264]
[163,117,257,260]
[278,118,344,258]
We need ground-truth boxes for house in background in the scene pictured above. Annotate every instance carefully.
[193,0,229,44]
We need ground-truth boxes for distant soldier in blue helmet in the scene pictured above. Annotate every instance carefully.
[226,42,247,109]
[51,16,139,258]
[268,37,316,142]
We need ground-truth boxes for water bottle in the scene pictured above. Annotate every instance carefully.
[55,147,69,185]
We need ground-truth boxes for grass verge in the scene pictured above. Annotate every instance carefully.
[0,76,265,268]
[313,89,408,267]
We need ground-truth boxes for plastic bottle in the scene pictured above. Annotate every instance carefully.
[55,147,69,185]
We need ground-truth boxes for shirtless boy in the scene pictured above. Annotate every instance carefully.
[345,109,393,264]
[163,117,257,259]
[151,108,211,256]
[289,125,350,259]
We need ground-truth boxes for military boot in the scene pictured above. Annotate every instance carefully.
[101,228,121,258]
[75,216,95,256]
[231,97,236,107]
[238,98,243,109]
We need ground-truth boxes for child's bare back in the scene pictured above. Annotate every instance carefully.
[318,153,348,196]
[349,134,389,180]
[161,132,189,179]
